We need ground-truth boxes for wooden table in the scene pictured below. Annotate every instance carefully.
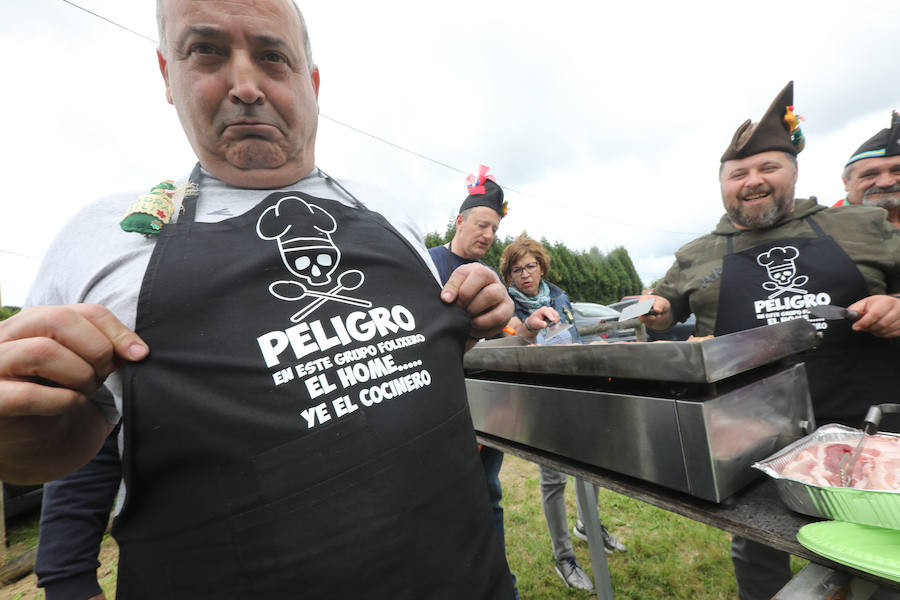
[476,432,900,596]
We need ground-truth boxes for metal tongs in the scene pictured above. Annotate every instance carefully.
[838,403,900,486]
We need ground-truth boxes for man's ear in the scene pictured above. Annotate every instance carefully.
[311,66,320,101]
[157,49,174,105]
[455,214,464,228]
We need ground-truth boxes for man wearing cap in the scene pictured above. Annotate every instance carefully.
[429,165,506,283]
[427,167,521,598]
[833,111,900,229]
[637,82,900,599]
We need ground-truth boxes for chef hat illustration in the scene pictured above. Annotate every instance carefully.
[756,246,799,284]
[257,196,340,285]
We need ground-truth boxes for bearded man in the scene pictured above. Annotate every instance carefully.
[638,81,900,600]
[834,111,900,228]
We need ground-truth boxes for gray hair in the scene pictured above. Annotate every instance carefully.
[841,162,855,183]
[156,0,315,73]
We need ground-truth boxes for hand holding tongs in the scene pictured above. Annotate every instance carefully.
[839,403,900,486]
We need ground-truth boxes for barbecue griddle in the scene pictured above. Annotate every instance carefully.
[465,320,819,502]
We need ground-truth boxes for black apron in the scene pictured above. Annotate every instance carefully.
[714,217,898,423]
[112,168,513,599]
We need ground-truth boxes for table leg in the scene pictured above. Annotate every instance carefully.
[574,477,614,600]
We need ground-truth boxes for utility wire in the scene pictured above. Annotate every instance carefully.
[319,114,701,236]
[56,0,703,237]
[0,249,40,260]
[59,0,159,44]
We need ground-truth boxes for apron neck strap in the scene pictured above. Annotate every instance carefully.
[318,168,366,210]
[177,164,364,224]
[804,215,827,237]
[725,214,827,255]
[180,163,204,224]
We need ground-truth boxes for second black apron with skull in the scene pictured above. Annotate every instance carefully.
[714,216,896,423]
[112,173,513,599]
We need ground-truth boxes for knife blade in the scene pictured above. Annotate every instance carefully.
[541,321,575,345]
[838,434,868,487]
[808,304,860,321]
[838,405,882,487]
[617,298,657,322]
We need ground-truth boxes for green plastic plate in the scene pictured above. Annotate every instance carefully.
[797,521,900,582]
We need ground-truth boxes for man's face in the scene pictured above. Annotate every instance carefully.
[157,0,320,189]
[720,151,798,230]
[453,207,501,260]
[843,156,900,209]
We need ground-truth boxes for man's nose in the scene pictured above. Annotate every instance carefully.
[874,169,897,188]
[744,169,765,188]
[228,53,265,105]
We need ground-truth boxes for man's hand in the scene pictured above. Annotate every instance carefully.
[848,295,900,337]
[0,304,147,482]
[440,264,514,345]
[0,304,147,417]
[636,294,674,330]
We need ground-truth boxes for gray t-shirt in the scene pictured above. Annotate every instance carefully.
[26,167,440,423]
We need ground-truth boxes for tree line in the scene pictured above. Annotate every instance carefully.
[0,306,20,321]
[424,220,643,305]
[0,227,645,318]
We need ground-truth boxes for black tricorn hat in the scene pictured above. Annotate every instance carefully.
[459,165,507,218]
[721,81,806,162]
[845,110,900,167]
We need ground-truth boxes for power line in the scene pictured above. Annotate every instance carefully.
[0,249,40,260]
[60,0,158,44]
[318,115,703,236]
[55,0,703,238]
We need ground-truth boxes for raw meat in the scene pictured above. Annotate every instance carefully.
[778,435,900,490]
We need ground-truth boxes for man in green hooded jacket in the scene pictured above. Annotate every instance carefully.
[639,82,900,600]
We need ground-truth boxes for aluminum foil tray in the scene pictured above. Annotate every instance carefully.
[753,424,900,530]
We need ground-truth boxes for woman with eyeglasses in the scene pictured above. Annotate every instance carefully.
[499,234,580,344]
[499,234,627,592]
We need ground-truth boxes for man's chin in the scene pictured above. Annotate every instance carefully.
[863,195,900,209]
[203,154,310,189]
[225,142,288,171]
[730,206,780,229]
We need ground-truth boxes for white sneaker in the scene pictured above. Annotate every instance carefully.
[555,556,594,591]
[573,520,627,553]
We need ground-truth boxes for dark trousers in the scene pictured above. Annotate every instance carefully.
[731,535,791,600]
[480,446,519,599]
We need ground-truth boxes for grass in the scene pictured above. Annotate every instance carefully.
[0,508,118,600]
[1,455,807,599]
[501,455,741,599]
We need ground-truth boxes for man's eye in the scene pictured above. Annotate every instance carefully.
[189,43,218,55]
[263,52,286,63]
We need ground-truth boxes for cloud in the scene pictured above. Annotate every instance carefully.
[3,0,900,304]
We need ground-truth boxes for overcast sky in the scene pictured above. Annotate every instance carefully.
[2,0,899,307]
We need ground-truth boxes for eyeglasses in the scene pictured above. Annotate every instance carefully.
[511,263,539,276]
